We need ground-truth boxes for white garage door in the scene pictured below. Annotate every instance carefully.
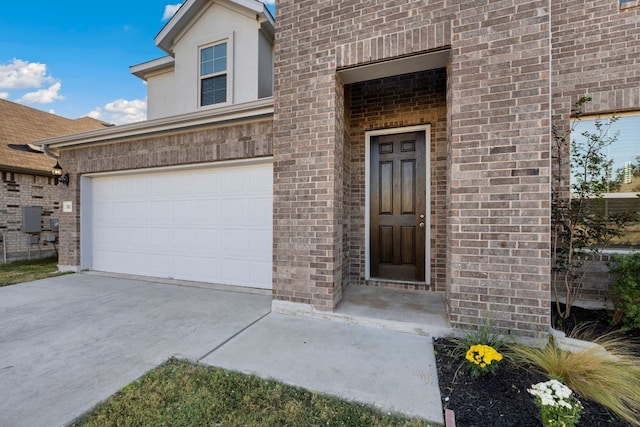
[87,162,272,289]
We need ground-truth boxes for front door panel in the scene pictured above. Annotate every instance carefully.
[370,132,426,281]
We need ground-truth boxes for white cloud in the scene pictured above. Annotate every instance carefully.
[0,59,54,89]
[89,98,147,125]
[0,91,8,99]
[17,82,64,104]
[162,3,183,21]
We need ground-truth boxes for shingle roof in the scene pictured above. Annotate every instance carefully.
[0,98,110,175]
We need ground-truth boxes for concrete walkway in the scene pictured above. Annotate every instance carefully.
[201,313,443,423]
[0,273,444,426]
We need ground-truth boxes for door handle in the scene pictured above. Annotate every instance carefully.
[419,222,425,228]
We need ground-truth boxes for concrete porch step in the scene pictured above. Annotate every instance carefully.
[273,285,453,338]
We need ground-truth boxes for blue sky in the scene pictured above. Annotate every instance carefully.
[0,1,275,125]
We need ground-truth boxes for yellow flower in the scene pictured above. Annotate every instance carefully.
[466,344,503,366]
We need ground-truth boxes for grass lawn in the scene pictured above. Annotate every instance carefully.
[72,359,434,427]
[0,256,68,287]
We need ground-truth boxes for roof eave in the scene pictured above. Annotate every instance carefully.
[155,0,274,54]
[38,97,274,150]
[0,164,54,177]
[130,56,175,80]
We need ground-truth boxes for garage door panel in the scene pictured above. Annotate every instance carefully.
[220,198,246,225]
[89,162,272,289]
[149,174,174,197]
[194,199,221,225]
[249,229,272,257]
[221,169,247,193]
[150,254,172,277]
[171,228,197,252]
[129,176,149,197]
[93,201,112,223]
[172,200,194,223]
[221,229,248,256]
[249,169,272,192]
[194,229,221,250]
[249,197,272,225]
[250,260,272,288]
[193,257,221,282]
[129,202,149,225]
[150,228,172,248]
[172,255,196,279]
[128,227,151,250]
[112,202,131,223]
[193,170,220,195]
[150,201,172,225]
[221,258,249,284]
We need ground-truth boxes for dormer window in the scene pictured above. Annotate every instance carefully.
[200,41,228,106]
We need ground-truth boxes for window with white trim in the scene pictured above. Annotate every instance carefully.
[200,41,227,106]
[620,0,640,9]
[571,112,640,248]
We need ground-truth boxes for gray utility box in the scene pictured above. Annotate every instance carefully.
[22,206,42,233]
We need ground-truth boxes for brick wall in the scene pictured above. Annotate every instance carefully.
[552,1,640,122]
[274,0,553,337]
[348,69,448,292]
[550,2,640,307]
[0,171,59,262]
[57,120,273,268]
[273,0,457,310]
[448,2,552,337]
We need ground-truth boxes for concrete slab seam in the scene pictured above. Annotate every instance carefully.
[196,310,272,362]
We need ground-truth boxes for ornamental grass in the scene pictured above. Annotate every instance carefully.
[509,328,640,426]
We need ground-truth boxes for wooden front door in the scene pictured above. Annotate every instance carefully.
[370,131,426,281]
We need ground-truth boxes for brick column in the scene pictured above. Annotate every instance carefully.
[272,1,347,309]
[448,1,552,337]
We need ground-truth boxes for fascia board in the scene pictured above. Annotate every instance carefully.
[155,0,273,54]
[38,98,274,150]
[130,56,175,79]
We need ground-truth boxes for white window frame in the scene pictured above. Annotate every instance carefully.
[620,0,640,11]
[571,111,640,249]
[197,34,234,108]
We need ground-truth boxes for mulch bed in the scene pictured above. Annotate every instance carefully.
[434,305,638,427]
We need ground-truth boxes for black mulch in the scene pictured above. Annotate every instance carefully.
[434,305,638,427]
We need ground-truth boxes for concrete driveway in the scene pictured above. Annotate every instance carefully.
[0,273,271,427]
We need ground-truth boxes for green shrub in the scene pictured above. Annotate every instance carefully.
[609,252,640,330]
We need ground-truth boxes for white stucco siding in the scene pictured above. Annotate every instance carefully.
[171,2,261,115]
[146,68,177,120]
[258,29,273,99]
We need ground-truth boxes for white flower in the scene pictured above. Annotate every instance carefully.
[528,380,575,408]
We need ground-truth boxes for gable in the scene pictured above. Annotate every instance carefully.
[156,0,274,55]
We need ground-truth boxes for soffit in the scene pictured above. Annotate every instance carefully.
[338,50,450,85]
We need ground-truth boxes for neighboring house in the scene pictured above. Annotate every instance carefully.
[0,99,110,262]
[38,0,640,338]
